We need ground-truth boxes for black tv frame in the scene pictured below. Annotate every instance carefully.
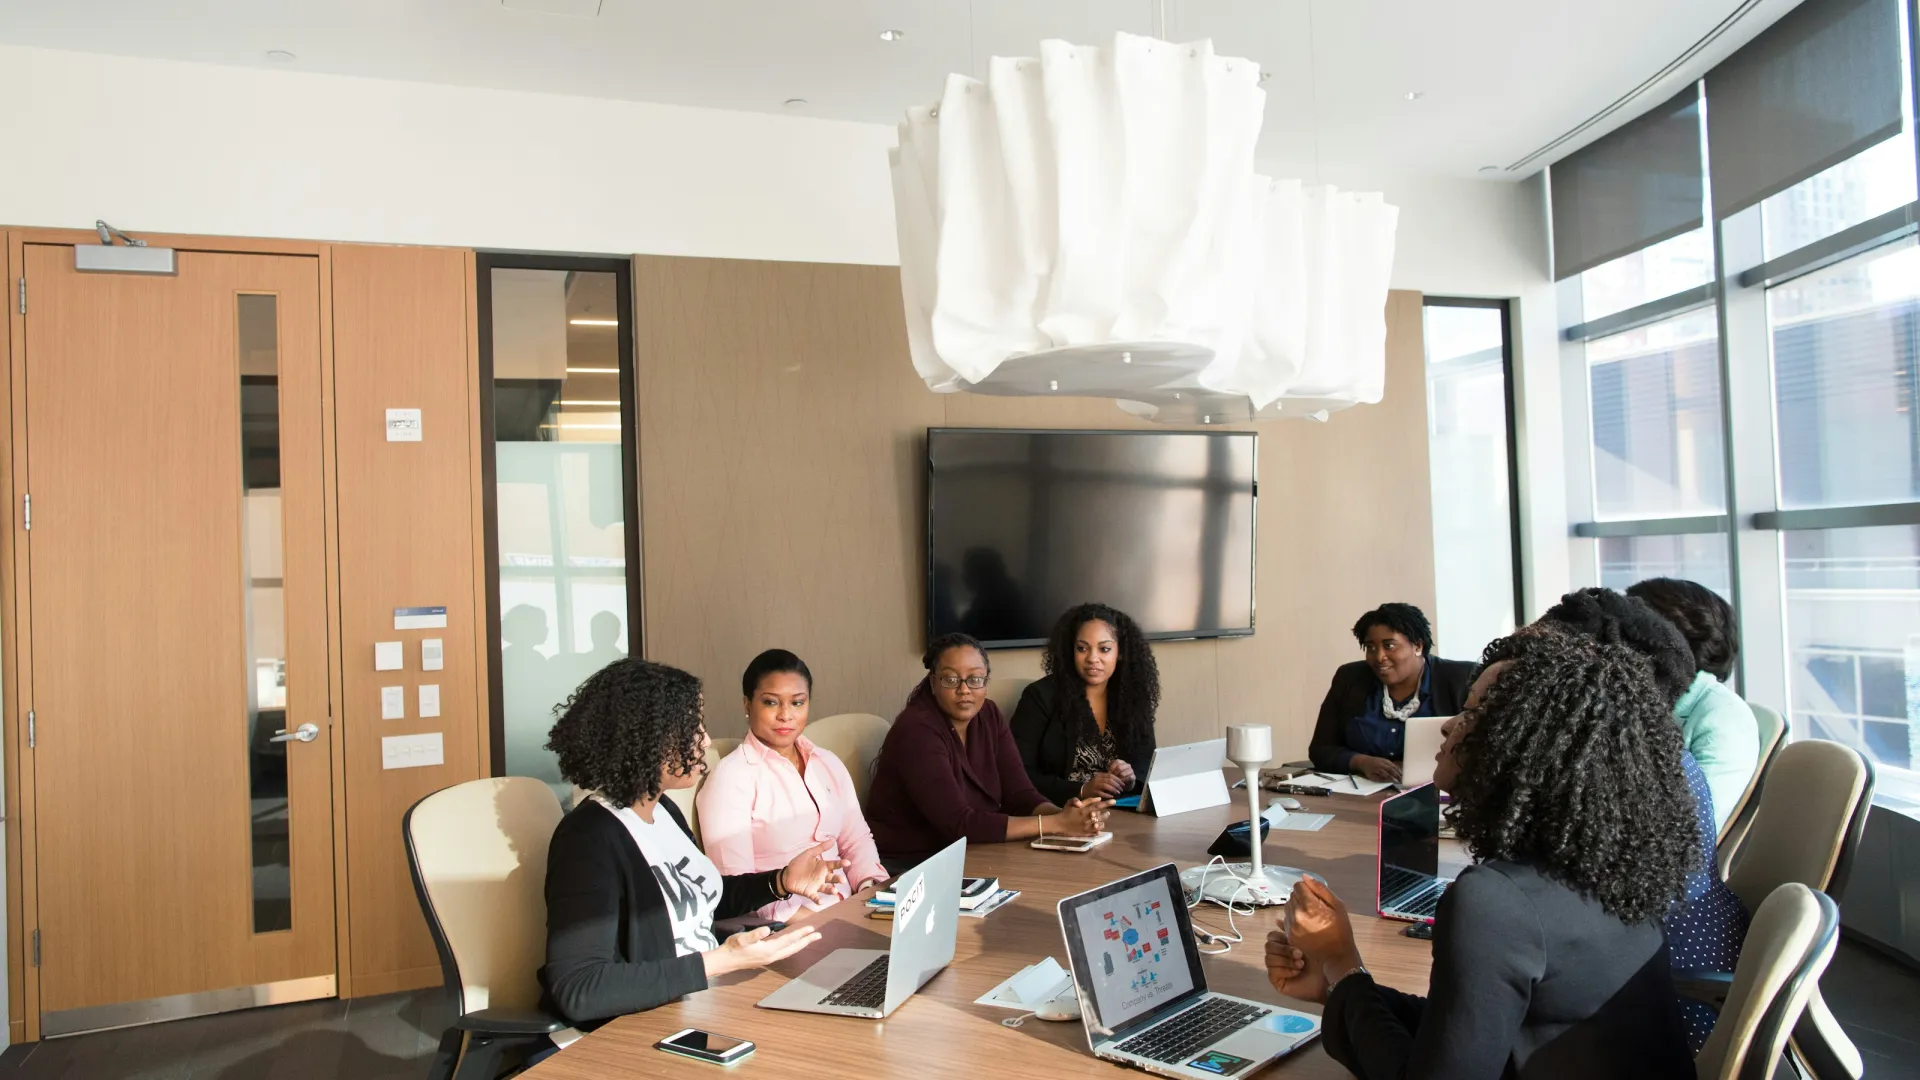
[923,427,1259,650]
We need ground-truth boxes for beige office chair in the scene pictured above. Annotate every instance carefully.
[1692,883,1840,1080]
[1719,739,1874,1080]
[805,713,891,806]
[657,737,738,845]
[1716,702,1788,874]
[405,777,569,1080]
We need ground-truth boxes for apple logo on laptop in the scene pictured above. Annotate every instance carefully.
[925,906,938,935]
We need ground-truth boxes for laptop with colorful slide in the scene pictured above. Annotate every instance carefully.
[1057,864,1320,1079]
[757,838,964,1019]
[1376,783,1452,923]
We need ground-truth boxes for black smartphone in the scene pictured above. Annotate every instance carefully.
[1402,923,1434,940]
[655,1028,756,1065]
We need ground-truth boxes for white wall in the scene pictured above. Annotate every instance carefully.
[0,45,899,265]
[0,42,1571,610]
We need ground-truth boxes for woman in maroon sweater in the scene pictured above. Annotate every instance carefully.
[867,633,1112,870]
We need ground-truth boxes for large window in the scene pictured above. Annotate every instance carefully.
[479,255,641,805]
[1423,299,1521,661]
[1555,0,1920,805]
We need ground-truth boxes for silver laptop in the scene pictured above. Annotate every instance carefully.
[1399,715,1451,789]
[1376,783,1452,923]
[1058,864,1320,1079]
[757,838,964,1019]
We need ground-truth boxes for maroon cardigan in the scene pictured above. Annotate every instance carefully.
[866,680,1049,863]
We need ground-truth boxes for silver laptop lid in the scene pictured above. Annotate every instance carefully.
[1057,863,1208,1047]
[881,837,965,1012]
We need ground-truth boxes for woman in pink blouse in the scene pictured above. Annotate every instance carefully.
[697,649,889,920]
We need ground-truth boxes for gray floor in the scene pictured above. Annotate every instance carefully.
[0,989,451,1080]
[0,938,1914,1079]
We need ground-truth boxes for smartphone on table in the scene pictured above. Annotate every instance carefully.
[655,1028,756,1065]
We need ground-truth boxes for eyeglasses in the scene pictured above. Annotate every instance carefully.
[935,675,989,690]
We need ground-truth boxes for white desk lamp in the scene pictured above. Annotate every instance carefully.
[1190,723,1307,907]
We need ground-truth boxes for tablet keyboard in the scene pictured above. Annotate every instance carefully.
[821,955,890,1010]
[1114,997,1271,1065]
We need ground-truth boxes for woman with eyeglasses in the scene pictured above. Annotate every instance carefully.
[866,632,1112,872]
[1307,603,1477,783]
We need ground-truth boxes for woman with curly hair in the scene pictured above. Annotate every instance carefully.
[866,633,1111,870]
[1308,603,1478,783]
[1535,586,1753,1050]
[1266,631,1696,1079]
[1010,603,1160,804]
[1626,577,1761,832]
[538,659,843,1029]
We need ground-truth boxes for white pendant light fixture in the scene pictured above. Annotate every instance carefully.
[889,30,1398,422]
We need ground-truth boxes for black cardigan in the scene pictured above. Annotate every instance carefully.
[1321,861,1691,1079]
[538,797,786,1029]
[1307,658,1476,773]
[1009,673,1155,806]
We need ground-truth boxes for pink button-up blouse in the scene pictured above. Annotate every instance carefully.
[696,731,888,921]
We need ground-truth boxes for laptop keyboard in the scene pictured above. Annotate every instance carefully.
[820,955,890,1010]
[1381,866,1447,918]
[1114,997,1271,1065]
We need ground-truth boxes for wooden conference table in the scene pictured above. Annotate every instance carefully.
[527,791,1456,1080]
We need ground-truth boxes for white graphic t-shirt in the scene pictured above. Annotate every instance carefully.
[595,795,721,956]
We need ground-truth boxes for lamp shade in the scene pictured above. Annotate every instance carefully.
[890,32,1399,422]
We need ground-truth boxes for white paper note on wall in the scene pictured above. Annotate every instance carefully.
[381,685,405,720]
[419,684,441,718]
[421,638,444,671]
[386,408,422,442]
[374,641,403,672]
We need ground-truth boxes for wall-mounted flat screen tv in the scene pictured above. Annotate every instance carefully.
[926,428,1257,648]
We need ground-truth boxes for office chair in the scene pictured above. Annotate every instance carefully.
[803,713,891,807]
[1717,702,1787,876]
[1719,739,1874,1080]
[1690,884,1840,1080]
[405,777,571,1080]
[656,738,735,846]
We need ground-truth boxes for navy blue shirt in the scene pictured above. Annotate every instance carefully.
[1335,660,1438,771]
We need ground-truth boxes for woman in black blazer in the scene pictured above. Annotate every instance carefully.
[539,659,843,1029]
[1267,630,1698,1079]
[1011,603,1160,804]
[1308,603,1475,782]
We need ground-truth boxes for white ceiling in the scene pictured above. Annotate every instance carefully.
[0,0,1799,180]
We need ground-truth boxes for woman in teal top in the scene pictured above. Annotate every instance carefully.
[1627,578,1761,833]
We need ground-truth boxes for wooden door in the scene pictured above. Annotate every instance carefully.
[21,245,335,1031]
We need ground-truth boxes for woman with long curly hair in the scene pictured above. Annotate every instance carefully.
[1266,630,1696,1079]
[1010,603,1161,804]
[538,659,843,1029]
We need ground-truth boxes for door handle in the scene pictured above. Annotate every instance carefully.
[271,723,320,744]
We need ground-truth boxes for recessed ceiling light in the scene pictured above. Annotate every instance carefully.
[568,318,618,326]
[784,98,808,108]
[1404,91,1425,101]
[266,50,296,63]
[879,28,905,42]
[1478,165,1501,174]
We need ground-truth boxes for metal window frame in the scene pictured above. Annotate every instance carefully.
[1423,296,1526,636]
[474,252,643,777]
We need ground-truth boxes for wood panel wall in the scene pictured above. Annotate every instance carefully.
[330,244,486,997]
[635,255,1435,757]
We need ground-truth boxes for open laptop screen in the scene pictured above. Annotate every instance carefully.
[1379,783,1441,882]
[1059,865,1201,1035]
